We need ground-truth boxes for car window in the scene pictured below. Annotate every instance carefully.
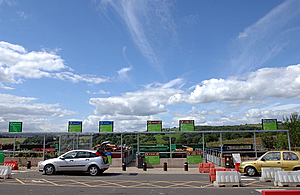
[283,152,299,161]
[76,151,90,158]
[262,152,281,161]
[90,152,99,158]
[62,151,77,159]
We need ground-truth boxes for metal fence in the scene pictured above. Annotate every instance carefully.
[0,129,291,163]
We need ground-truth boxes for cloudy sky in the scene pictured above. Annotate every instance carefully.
[1,0,300,132]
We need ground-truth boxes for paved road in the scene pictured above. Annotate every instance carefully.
[0,167,298,195]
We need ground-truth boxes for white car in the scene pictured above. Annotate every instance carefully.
[39,149,109,176]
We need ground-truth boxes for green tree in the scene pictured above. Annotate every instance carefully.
[261,132,275,149]
[283,112,300,148]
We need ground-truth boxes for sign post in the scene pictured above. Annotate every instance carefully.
[147,121,162,132]
[179,120,194,131]
[99,121,114,132]
[9,122,22,132]
[262,119,278,130]
[68,121,82,133]
[145,152,160,164]
[186,151,202,164]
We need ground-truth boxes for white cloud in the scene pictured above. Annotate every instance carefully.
[89,87,183,116]
[96,0,176,74]
[0,41,109,87]
[83,114,153,132]
[188,64,300,104]
[0,0,16,6]
[230,0,300,73]
[0,93,77,132]
[17,11,29,19]
[88,64,300,129]
[238,32,247,39]
[117,66,132,81]
[86,90,110,95]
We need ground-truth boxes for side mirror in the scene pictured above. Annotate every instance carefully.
[261,158,265,161]
[59,157,65,160]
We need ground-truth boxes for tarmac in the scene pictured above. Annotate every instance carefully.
[17,165,202,175]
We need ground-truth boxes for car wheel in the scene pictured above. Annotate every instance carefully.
[88,165,99,176]
[44,164,55,175]
[245,166,257,176]
[293,167,300,171]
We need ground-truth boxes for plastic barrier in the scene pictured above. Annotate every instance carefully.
[199,163,214,173]
[209,168,231,182]
[234,163,240,172]
[213,171,241,187]
[0,166,12,179]
[274,171,300,187]
[262,190,300,195]
[260,167,282,182]
[4,161,18,170]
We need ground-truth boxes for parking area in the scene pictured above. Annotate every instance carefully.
[0,167,299,195]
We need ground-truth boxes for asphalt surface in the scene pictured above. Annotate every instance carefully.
[0,166,299,195]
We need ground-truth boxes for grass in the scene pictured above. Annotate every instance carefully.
[0,138,26,144]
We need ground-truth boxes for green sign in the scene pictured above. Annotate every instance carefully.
[9,122,22,132]
[68,121,82,132]
[187,155,202,164]
[0,151,4,163]
[145,152,160,164]
[179,120,194,131]
[99,121,113,132]
[147,121,162,132]
[262,119,277,130]
[186,151,202,164]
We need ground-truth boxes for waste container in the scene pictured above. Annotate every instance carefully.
[224,154,233,168]
[137,154,144,169]
[27,161,31,169]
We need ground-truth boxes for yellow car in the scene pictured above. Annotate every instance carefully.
[239,151,300,176]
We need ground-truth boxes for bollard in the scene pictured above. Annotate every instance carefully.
[27,161,31,169]
[143,162,147,171]
[122,162,126,171]
[184,162,188,171]
[163,162,167,171]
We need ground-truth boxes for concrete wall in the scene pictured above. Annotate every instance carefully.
[3,157,205,168]
[134,157,205,168]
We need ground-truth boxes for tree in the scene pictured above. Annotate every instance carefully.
[283,112,300,148]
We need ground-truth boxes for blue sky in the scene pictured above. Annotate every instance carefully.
[1,0,300,132]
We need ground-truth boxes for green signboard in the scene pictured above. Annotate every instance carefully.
[68,121,82,132]
[147,121,162,132]
[0,151,4,163]
[179,120,194,131]
[99,121,113,132]
[145,152,160,164]
[262,119,277,130]
[9,122,22,132]
[186,151,202,164]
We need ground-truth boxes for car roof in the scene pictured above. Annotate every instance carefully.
[66,149,97,153]
[266,150,300,153]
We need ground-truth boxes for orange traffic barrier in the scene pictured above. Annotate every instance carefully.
[4,161,18,170]
[262,190,300,195]
[199,163,214,173]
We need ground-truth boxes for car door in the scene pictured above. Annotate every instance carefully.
[282,152,300,171]
[257,152,282,171]
[74,151,92,171]
[56,151,78,171]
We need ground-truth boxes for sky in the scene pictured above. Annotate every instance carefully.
[0,0,300,132]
